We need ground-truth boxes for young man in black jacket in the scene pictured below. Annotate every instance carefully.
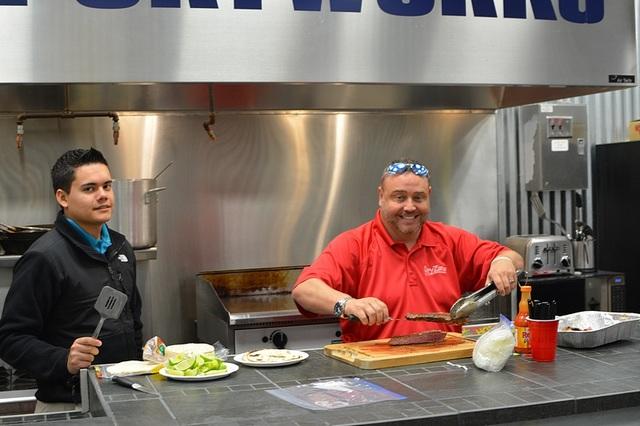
[0,148,143,413]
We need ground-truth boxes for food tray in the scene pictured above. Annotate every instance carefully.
[557,311,640,348]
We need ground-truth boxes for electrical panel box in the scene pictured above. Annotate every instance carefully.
[520,104,588,191]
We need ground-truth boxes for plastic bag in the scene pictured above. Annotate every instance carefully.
[143,337,230,364]
[266,378,406,410]
[472,314,515,372]
[142,336,167,363]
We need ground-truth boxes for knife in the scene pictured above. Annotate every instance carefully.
[112,375,157,395]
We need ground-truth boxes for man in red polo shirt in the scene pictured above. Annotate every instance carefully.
[292,159,524,342]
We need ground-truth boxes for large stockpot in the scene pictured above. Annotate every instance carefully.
[110,179,166,249]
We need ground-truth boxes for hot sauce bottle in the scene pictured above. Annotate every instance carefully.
[514,285,532,354]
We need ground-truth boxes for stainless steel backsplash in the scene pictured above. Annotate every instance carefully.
[0,111,498,343]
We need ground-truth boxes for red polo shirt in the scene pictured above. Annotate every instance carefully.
[294,211,507,342]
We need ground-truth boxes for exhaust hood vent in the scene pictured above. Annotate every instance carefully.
[0,83,625,114]
[0,2,634,113]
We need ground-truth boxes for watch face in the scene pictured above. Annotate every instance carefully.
[334,298,347,317]
[333,300,342,317]
[334,297,351,317]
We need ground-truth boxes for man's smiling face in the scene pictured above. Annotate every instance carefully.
[55,163,113,238]
[378,172,431,243]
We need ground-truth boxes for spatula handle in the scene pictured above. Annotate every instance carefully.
[92,317,106,338]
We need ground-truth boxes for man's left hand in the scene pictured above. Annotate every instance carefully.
[487,254,521,296]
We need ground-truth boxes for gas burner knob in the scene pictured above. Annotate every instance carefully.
[261,336,269,343]
[270,330,288,349]
[561,256,571,267]
[532,258,544,269]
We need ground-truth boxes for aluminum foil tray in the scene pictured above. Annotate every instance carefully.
[557,311,640,349]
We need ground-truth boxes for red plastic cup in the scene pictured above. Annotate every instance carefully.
[527,317,559,362]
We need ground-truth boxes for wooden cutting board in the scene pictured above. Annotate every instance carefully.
[324,333,475,369]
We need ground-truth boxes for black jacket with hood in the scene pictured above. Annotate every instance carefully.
[0,212,142,403]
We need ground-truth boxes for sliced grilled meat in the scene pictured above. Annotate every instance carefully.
[405,312,467,325]
[389,330,447,346]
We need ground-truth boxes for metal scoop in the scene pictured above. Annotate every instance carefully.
[92,286,128,338]
[449,271,526,320]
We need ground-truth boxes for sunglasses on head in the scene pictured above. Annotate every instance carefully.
[385,162,430,177]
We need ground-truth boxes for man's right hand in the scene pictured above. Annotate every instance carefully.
[67,336,102,375]
[343,297,389,325]
[292,278,390,325]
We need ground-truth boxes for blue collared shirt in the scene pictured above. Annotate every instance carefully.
[65,217,112,254]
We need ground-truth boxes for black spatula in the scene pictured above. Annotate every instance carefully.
[91,285,128,338]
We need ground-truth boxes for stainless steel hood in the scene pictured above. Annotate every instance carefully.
[0,2,636,113]
[0,83,627,113]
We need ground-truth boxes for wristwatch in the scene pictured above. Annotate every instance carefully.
[333,296,352,318]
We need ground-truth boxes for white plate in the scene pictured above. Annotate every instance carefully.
[159,362,239,381]
[233,350,309,367]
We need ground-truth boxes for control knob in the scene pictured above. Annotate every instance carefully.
[560,256,571,267]
[531,258,544,270]
[270,330,288,349]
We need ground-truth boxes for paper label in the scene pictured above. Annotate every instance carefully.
[515,326,530,350]
[551,139,569,151]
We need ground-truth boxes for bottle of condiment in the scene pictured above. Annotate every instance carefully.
[514,285,532,354]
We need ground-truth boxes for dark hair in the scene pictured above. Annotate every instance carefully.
[51,148,109,193]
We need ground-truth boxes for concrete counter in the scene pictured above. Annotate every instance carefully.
[3,330,640,425]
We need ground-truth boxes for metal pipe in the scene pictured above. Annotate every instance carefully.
[15,111,120,148]
[203,84,217,142]
[203,112,216,141]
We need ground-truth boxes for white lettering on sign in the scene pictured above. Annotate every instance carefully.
[424,265,447,276]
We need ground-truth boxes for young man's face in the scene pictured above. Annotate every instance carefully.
[55,163,113,236]
[377,172,431,243]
